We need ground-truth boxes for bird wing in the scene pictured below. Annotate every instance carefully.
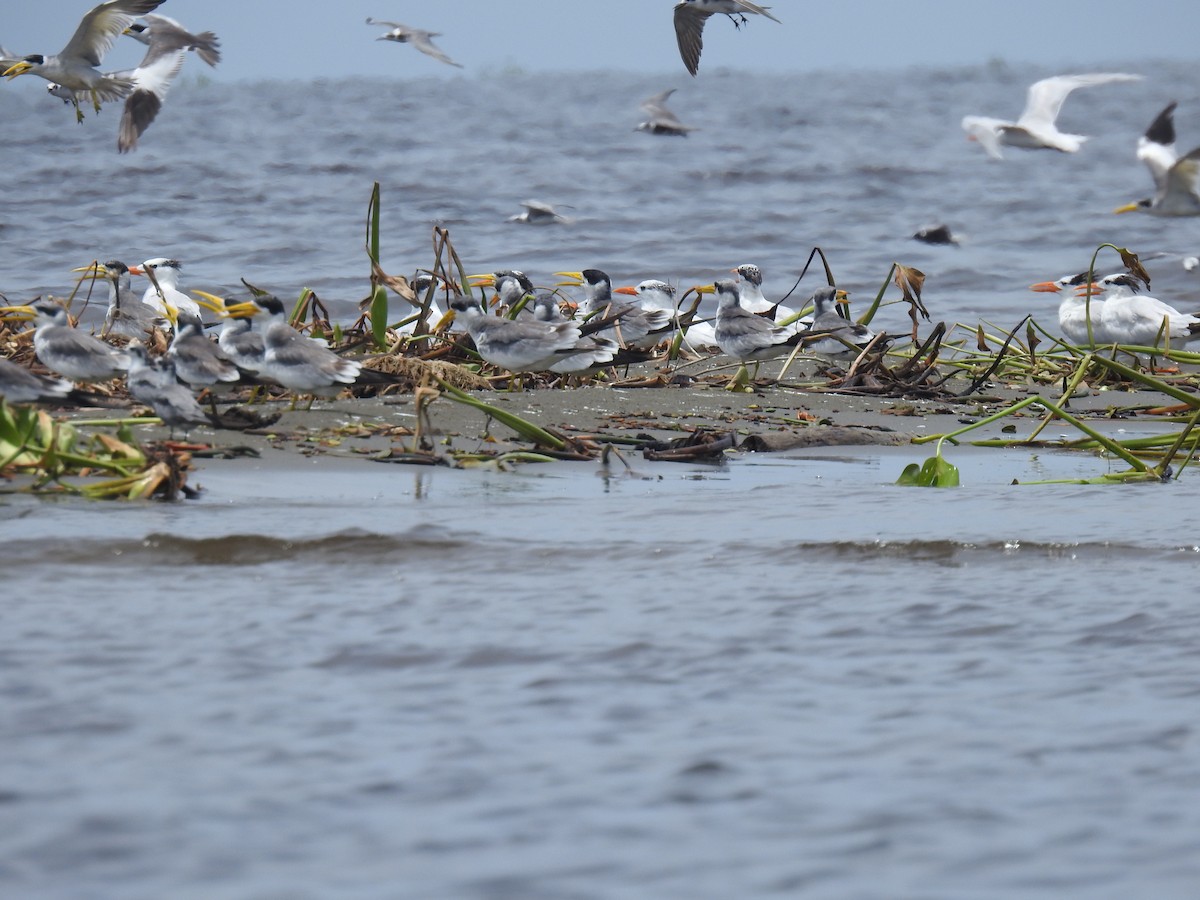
[140,14,221,67]
[734,1,782,23]
[1138,102,1179,192]
[61,0,164,67]
[1017,73,1142,131]
[640,88,677,116]
[961,116,1007,159]
[1164,147,1200,203]
[365,18,405,29]
[408,31,462,67]
[673,3,710,77]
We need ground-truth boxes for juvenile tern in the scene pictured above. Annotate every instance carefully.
[1029,273,1111,345]
[2,0,165,123]
[166,311,241,389]
[129,258,202,319]
[636,88,698,136]
[0,357,74,405]
[1114,102,1200,217]
[961,73,1142,160]
[125,14,221,68]
[366,18,462,68]
[73,259,167,337]
[801,287,874,354]
[508,200,570,225]
[1,298,130,382]
[709,279,800,368]
[1092,273,1200,347]
[674,0,781,77]
[192,290,266,373]
[124,342,213,436]
[469,270,537,312]
[732,263,807,331]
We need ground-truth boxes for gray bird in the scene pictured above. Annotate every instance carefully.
[673,0,780,77]
[125,14,221,68]
[1,298,131,382]
[800,287,876,355]
[1114,101,1200,217]
[636,88,698,136]
[0,357,74,404]
[73,259,167,338]
[366,18,463,68]
[124,342,212,436]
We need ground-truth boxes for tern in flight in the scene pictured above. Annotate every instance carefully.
[2,0,165,122]
[961,73,1142,160]
[366,18,463,68]
[673,1,780,77]
[1114,102,1200,217]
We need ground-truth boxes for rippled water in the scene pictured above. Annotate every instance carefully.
[4,64,1200,897]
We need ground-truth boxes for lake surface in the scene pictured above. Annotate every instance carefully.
[3,62,1200,898]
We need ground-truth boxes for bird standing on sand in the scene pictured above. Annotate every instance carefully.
[1091,273,1200,348]
[124,342,213,436]
[129,258,202,320]
[961,73,1142,160]
[366,18,463,68]
[1114,102,1200,217]
[73,259,166,338]
[800,287,875,355]
[0,357,74,405]
[2,0,165,123]
[673,0,781,77]
[1,298,131,382]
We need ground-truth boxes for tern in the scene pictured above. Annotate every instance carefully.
[166,311,241,389]
[468,270,537,313]
[129,258,202,319]
[1091,273,1200,348]
[2,0,165,123]
[192,290,268,373]
[731,263,808,332]
[1,298,130,382]
[0,358,74,405]
[73,259,167,337]
[961,73,1142,160]
[1114,102,1200,217]
[636,88,698,136]
[508,200,570,225]
[366,18,462,68]
[801,287,874,354]
[674,0,780,77]
[708,278,801,371]
[125,14,221,68]
[124,342,213,436]
[557,270,673,349]
[1030,273,1111,345]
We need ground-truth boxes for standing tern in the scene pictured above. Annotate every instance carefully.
[366,18,463,68]
[636,88,698,136]
[192,290,267,373]
[801,287,875,354]
[73,259,167,337]
[557,270,673,349]
[166,311,241,389]
[1,298,130,382]
[2,0,165,123]
[1114,102,1200,217]
[129,258,202,319]
[1029,273,1111,345]
[708,279,801,372]
[674,0,781,77]
[961,73,1142,160]
[124,342,213,436]
[0,357,74,405]
[617,279,719,350]
[1091,273,1200,348]
[125,14,221,68]
[732,263,807,332]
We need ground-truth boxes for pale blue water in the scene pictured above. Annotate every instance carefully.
[3,64,1200,898]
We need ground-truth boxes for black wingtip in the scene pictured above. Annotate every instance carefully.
[1145,101,1177,146]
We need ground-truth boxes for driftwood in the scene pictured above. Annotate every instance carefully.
[740,427,913,452]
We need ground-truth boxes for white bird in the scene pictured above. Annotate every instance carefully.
[125,14,221,68]
[1,298,130,382]
[558,269,674,349]
[1029,273,1111,345]
[2,0,165,123]
[961,73,1142,160]
[673,0,781,77]
[1114,102,1200,217]
[508,200,570,225]
[192,290,267,373]
[73,259,167,338]
[731,263,808,333]
[1092,273,1200,348]
[365,18,462,68]
[129,258,202,320]
[636,88,698,136]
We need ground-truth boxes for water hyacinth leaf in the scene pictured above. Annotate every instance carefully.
[896,453,960,487]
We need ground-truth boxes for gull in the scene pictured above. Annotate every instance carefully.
[124,342,213,436]
[961,73,1142,160]
[0,358,74,404]
[2,0,165,123]
[0,298,130,382]
[1114,102,1200,217]
[366,18,462,68]
[557,269,673,349]
[129,258,202,319]
[800,287,875,355]
[1091,273,1200,348]
[636,88,698,136]
[674,0,781,77]
[125,14,221,68]
[1030,272,1111,345]
[508,200,570,225]
[73,259,167,337]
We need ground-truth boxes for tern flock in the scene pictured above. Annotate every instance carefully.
[3,0,1200,425]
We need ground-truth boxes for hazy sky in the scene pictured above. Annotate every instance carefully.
[3,1,1197,82]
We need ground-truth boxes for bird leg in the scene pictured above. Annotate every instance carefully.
[89,90,103,115]
[73,97,85,124]
[726,13,750,28]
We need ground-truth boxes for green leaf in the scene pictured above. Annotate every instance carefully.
[370,285,389,349]
[896,453,960,487]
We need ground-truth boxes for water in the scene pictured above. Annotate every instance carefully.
[4,64,1200,897]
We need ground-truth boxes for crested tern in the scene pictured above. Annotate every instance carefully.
[1091,273,1200,347]
[731,263,807,332]
[124,341,213,435]
[673,0,781,77]
[129,258,202,319]
[1,298,130,382]
[557,269,673,349]
[1030,273,1111,345]
[1114,102,1200,217]
[192,290,267,373]
[636,88,698,136]
[2,0,165,123]
[366,18,462,68]
[73,259,167,337]
[961,73,1142,160]
[617,279,719,350]
[125,14,221,68]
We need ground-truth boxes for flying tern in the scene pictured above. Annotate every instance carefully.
[961,73,1142,160]
[2,0,165,123]
[636,88,698,136]
[1,298,130,382]
[1114,102,1200,217]
[125,14,221,68]
[674,0,780,77]
[508,200,570,225]
[366,18,462,68]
